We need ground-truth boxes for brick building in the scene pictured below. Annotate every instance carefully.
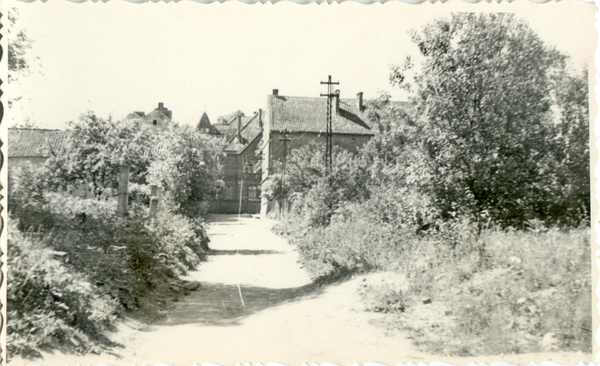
[259,89,381,215]
[198,111,264,214]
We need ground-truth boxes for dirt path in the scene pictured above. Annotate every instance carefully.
[9,215,591,366]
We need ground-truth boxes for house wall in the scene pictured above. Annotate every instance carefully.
[260,130,373,216]
[210,132,263,214]
[8,156,48,174]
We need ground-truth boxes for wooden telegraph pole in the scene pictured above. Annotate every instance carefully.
[279,131,291,215]
[320,75,339,174]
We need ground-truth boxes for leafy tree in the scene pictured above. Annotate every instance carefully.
[391,13,587,226]
[8,8,42,127]
[545,70,590,224]
[8,9,35,87]
[148,124,224,218]
[45,112,155,197]
[264,141,370,226]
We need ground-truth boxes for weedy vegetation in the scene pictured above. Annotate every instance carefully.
[8,117,224,359]
[267,13,591,356]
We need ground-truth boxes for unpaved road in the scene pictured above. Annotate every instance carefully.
[9,215,591,366]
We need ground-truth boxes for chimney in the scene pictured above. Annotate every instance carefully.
[272,89,279,96]
[258,109,263,128]
[356,92,363,112]
[237,114,242,143]
[158,102,164,110]
[334,90,340,114]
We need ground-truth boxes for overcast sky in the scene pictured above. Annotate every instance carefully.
[6,0,596,130]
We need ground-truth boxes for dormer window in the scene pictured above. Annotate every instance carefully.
[153,120,158,125]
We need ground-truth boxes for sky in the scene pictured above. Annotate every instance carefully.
[5,0,597,130]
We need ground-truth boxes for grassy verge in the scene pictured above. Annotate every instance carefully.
[274,214,591,356]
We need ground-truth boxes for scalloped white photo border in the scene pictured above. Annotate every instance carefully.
[0,1,596,365]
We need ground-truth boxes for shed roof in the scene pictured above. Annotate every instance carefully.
[9,128,71,157]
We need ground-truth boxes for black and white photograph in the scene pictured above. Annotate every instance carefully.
[3,1,596,365]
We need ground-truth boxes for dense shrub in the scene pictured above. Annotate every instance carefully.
[8,179,210,358]
[148,124,224,219]
[145,208,210,275]
[8,222,119,359]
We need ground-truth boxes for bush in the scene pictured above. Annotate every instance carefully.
[8,182,210,359]
[8,222,120,359]
[145,208,209,276]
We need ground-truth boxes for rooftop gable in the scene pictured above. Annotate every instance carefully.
[268,95,375,135]
[8,128,71,158]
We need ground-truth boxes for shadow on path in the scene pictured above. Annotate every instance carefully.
[156,271,353,327]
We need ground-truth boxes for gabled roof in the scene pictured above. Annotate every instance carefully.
[223,111,264,153]
[213,115,255,140]
[268,95,407,135]
[9,128,71,157]
[196,112,221,135]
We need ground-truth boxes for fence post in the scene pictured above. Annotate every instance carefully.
[117,165,129,217]
[149,185,159,218]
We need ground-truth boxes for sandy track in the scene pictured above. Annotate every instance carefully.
[9,215,590,366]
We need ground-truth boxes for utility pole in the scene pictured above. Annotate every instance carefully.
[320,75,339,174]
[279,131,291,215]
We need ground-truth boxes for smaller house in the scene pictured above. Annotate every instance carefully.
[8,128,70,173]
[126,102,173,132]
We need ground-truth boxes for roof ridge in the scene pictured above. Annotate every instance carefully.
[9,127,63,131]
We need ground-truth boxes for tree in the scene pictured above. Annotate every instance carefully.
[8,8,42,127]
[45,112,155,197]
[148,124,224,218]
[391,13,586,226]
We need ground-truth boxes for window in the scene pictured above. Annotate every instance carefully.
[248,186,260,200]
[153,120,158,125]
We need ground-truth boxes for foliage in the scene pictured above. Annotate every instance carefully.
[148,124,224,218]
[45,113,155,197]
[390,13,589,227]
[145,209,210,275]
[8,222,120,359]
[264,141,370,226]
[8,167,57,232]
[8,7,41,115]
[8,172,210,358]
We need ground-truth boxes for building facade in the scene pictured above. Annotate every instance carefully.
[198,111,264,214]
[259,89,379,215]
[126,102,173,132]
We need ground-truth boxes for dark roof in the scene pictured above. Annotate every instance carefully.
[269,95,380,135]
[9,128,71,157]
[223,111,264,153]
[196,112,221,135]
[146,109,171,121]
[267,95,409,135]
[213,114,256,140]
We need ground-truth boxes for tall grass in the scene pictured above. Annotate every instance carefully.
[276,210,591,355]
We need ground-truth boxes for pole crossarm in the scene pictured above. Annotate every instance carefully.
[320,75,339,174]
